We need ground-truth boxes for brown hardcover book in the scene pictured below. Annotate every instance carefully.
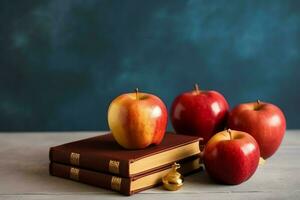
[49,155,201,195]
[49,132,201,177]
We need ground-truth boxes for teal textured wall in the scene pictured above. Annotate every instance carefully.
[0,0,299,131]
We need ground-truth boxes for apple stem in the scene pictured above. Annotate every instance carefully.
[227,129,232,140]
[135,88,139,100]
[194,83,200,93]
[257,99,261,104]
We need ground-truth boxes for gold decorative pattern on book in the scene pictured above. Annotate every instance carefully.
[111,176,122,191]
[70,152,80,166]
[70,167,80,180]
[109,160,120,174]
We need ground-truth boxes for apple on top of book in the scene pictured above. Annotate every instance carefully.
[108,88,168,149]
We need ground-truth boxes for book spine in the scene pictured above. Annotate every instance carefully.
[49,162,131,196]
[49,148,130,177]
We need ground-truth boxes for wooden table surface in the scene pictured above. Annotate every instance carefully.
[0,131,299,200]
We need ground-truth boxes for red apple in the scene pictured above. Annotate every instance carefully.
[108,88,168,149]
[203,129,260,185]
[227,100,286,159]
[171,84,229,143]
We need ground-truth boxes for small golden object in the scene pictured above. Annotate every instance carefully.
[70,152,80,166]
[70,167,80,180]
[111,176,122,191]
[162,163,184,191]
[109,160,120,174]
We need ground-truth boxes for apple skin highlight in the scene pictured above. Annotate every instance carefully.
[108,91,168,149]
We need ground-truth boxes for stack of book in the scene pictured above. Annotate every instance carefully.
[49,132,201,195]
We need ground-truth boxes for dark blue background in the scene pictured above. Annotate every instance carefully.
[1,0,299,131]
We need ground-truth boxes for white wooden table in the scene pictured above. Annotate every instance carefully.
[0,131,299,200]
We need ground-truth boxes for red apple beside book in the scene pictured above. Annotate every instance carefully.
[203,129,260,185]
[171,84,229,143]
[228,100,286,159]
[108,89,168,149]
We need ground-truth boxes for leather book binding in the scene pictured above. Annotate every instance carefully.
[49,155,201,195]
[49,132,201,177]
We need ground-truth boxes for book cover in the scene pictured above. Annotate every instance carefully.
[49,132,201,177]
[49,155,201,196]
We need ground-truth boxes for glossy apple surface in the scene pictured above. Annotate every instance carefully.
[227,101,286,159]
[203,129,260,185]
[171,85,229,143]
[108,90,167,149]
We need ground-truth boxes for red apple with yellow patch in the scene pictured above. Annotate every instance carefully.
[203,129,260,185]
[108,89,168,149]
